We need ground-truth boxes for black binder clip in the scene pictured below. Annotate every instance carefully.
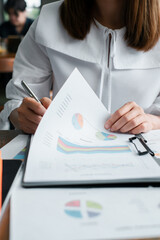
[129,135,155,156]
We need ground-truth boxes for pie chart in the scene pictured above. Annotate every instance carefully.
[64,200,102,219]
[96,131,117,141]
[72,113,83,130]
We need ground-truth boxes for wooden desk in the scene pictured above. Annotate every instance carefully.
[0,52,15,111]
[0,131,160,240]
[0,52,15,73]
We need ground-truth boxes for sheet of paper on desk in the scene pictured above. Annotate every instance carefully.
[23,68,160,184]
[10,187,160,240]
[143,130,160,158]
[1,134,29,160]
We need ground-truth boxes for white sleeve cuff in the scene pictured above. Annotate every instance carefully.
[0,100,22,122]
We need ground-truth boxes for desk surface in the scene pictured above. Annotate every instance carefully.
[0,130,22,148]
[0,52,15,73]
[0,52,15,59]
[0,130,160,240]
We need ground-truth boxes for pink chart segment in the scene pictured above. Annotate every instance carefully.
[57,137,131,154]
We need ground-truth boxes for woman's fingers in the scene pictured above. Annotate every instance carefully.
[18,117,38,134]
[119,114,147,133]
[129,122,150,134]
[105,102,138,129]
[40,97,52,109]
[129,116,153,134]
[104,102,153,134]
[23,97,46,115]
[18,106,42,125]
[109,108,142,132]
[17,97,48,134]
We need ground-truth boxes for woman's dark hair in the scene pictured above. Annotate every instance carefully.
[60,0,160,51]
[4,0,27,14]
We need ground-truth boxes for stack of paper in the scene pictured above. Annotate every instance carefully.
[9,68,160,240]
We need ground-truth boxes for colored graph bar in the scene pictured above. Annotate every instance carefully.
[57,137,131,154]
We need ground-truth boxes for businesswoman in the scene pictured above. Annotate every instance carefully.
[1,0,160,134]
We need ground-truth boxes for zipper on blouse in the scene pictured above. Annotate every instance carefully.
[107,33,112,68]
[107,32,112,113]
[99,31,112,111]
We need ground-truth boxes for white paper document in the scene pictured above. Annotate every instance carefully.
[23,68,160,185]
[143,130,160,159]
[1,134,28,160]
[10,187,160,240]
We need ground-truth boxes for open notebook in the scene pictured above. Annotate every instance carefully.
[22,68,160,187]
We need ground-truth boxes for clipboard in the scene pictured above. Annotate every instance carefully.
[129,134,155,156]
[21,134,160,188]
[21,69,160,188]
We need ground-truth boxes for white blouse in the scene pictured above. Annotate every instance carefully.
[1,0,160,129]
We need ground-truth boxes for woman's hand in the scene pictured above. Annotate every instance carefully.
[11,97,51,134]
[104,101,154,134]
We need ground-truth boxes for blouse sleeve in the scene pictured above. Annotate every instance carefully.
[0,19,53,127]
[145,93,160,116]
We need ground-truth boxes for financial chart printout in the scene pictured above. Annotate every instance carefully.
[23,68,160,184]
[11,187,160,240]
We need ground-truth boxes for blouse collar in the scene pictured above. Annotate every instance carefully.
[35,0,160,70]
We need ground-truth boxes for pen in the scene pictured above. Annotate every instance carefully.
[21,80,41,103]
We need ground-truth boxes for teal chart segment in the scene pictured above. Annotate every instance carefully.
[64,200,102,219]
[57,137,131,154]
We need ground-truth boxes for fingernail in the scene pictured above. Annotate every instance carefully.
[110,127,115,132]
[105,122,109,129]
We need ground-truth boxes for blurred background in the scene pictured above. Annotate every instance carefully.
[0,0,59,117]
[0,0,58,22]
